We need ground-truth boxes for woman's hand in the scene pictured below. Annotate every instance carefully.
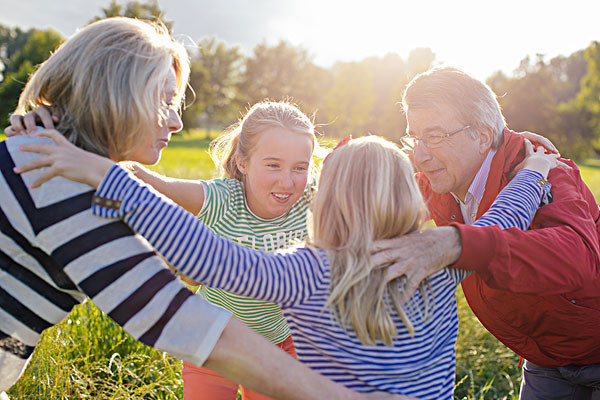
[516,130,559,155]
[5,106,60,136]
[13,129,115,189]
[518,139,570,178]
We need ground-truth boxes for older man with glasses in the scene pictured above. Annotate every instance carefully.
[377,66,600,399]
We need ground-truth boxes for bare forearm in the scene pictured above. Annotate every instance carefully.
[205,318,360,400]
[125,162,205,215]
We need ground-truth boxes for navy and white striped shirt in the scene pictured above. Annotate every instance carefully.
[93,164,550,399]
[0,137,231,393]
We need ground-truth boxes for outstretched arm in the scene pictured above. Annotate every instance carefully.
[91,163,326,307]
[371,140,557,298]
[11,135,403,400]
[121,162,206,215]
[15,131,324,307]
[211,318,414,400]
[454,161,600,294]
[12,129,207,215]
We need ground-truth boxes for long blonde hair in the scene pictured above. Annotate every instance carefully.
[16,17,190,161]
[311,136,429,345]
[209,100,322,180]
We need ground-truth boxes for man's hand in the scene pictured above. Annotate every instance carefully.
[372,226,462,302]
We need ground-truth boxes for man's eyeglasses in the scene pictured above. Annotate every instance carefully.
[401,125,471,149]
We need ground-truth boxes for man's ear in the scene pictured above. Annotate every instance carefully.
[478,126,494,154]
[236,155,246,175]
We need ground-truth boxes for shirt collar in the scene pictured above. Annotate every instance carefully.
[451,148,497,206]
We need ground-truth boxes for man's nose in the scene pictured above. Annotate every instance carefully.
[413,140,433,166]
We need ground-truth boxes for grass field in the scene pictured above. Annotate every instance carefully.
[4,130,600,399]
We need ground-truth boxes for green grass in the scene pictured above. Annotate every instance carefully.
[578,160,600,200]
[148,130,220,180]
[8,302,182,400]
[5,130,600,399]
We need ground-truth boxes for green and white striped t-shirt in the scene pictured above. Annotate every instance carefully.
[197,178,311,344]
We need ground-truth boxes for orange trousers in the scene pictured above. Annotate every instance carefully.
[182,335,297,400]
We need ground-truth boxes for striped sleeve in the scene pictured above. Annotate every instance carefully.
[33,212,231,368]
[1,137,233,390]
[447,168,551,284]
[93,165,328,308]
[473,169,550,230]
[197,179,230,226]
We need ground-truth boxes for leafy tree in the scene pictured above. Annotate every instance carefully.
[546,50,587,103]
[321,61,376,137]
[375,49,435,140]
[574,41,600,153]
[92,0,174,31]
[488,49,595,160]
[0,25,32,82]
[407,47,436,78]
[361,54,408,139]
[0,29,63,126]
[183,37,244,135]
[319,49,435,139]
[496,61,558,135]
[240,40,331,114]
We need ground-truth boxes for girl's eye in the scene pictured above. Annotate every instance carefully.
[267,164,280,168]
[294,166,308,172]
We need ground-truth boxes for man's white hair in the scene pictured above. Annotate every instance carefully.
[402,66,506,149]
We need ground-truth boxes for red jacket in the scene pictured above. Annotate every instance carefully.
[417,129,600,367]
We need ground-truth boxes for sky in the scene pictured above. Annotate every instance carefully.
[1,0,599,80]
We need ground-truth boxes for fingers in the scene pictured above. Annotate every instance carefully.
[523,139,534,155]
[35,106,56,130]
[29,168,60,189]
[23,112,39,133]
[8,113,27,135]
[15,106,56,133]
[557,160,572,169]
[384,261,407,282]
[13,155,53,174]
[534,143,547,154]
[401,278,420,306]
[372,249,403,267]
[371,238,398,252]
[521,131,559,154]
[32,129,69,145]
[4,126,25,137]
[16,143,58,156]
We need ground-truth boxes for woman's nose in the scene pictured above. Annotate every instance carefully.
[168,109,183,133]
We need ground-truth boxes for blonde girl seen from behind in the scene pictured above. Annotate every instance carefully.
[312,136,431,344]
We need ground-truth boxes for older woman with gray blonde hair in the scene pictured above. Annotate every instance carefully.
[0,16,400,400]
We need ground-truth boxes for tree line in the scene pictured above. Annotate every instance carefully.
[1,0,600,160]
